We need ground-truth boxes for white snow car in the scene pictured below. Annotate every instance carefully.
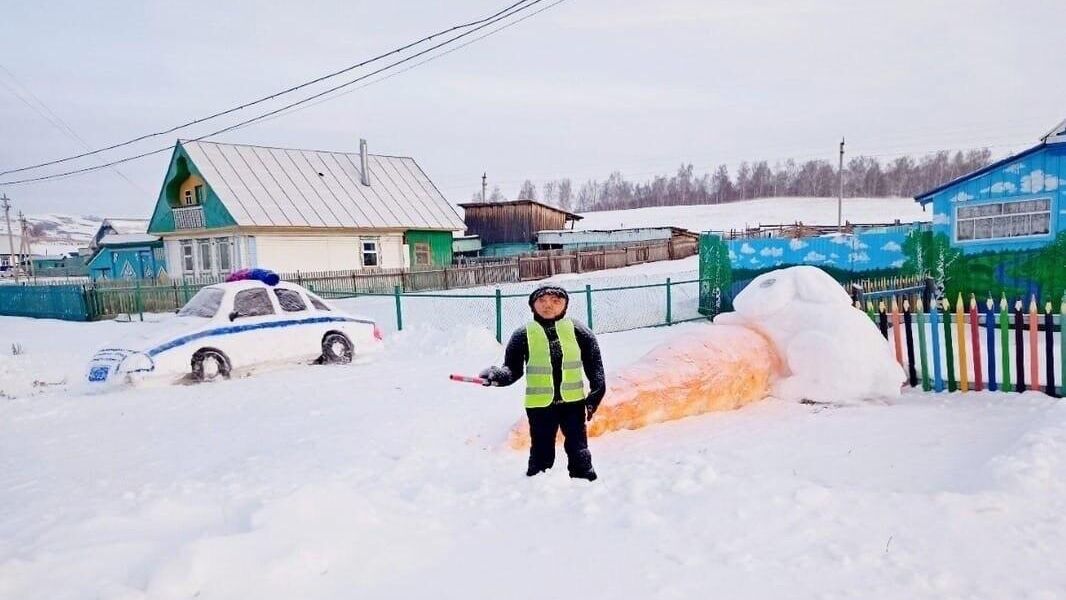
[86,279,381,385]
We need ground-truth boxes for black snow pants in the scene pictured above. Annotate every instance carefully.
[526,401,593,476]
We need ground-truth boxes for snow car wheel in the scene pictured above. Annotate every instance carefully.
[320,332,354,365]
[191,348,231,382]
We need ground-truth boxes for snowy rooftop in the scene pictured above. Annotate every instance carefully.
[180,140,466,231]
[98,233,160,246]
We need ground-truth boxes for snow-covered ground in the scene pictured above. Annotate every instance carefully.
[2,307,1065,599]
[577,196,930,232]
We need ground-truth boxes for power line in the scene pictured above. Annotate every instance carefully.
[0,0,536,177]
[0,65,148,193]
[0,0,559,187]
[255,0,569,125]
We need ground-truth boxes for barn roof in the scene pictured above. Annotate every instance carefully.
[457,199,582,221]
[180,140,464,231]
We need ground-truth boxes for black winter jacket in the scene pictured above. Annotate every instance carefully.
[492,315,606,407]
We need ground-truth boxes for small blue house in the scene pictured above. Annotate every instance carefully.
[87,234,166,281]
[915,120,1065,253]
[913,119,1066,299]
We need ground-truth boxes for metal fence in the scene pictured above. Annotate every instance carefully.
[322,274,711,341]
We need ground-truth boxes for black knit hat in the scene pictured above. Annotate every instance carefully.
[528,285,569,308]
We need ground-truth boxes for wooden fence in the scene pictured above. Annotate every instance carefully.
[868,293,1064,397]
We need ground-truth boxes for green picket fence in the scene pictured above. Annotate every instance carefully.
[0,284,91,321]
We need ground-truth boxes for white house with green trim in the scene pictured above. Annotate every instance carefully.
[147,139,465,278]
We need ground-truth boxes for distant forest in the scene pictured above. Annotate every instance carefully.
[474,148,994,213]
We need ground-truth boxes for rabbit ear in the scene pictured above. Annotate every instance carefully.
[793,266,850,305]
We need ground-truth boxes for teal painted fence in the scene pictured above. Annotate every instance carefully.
[0,284,90,321]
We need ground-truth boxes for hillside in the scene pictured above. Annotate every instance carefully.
[575,197,930,233]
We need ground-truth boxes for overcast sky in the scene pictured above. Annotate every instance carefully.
[1,0,1064,217]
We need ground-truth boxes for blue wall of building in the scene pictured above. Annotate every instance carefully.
[87,245,167,281]
[725,227,921,273]
[918,143,1065,253]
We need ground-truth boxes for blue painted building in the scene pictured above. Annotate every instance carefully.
[87,234,166,281]
[914,120,1066,253]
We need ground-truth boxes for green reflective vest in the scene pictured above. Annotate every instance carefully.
[525,319,586,408]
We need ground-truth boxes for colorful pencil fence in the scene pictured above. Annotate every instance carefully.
[867,293,1063,397]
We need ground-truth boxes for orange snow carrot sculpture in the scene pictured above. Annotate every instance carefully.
[509,323,775,449]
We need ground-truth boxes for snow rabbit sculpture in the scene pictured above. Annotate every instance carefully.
[716,265,904,404]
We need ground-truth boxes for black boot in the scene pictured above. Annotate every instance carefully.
[526,458,550,477]
[569,468,598,481]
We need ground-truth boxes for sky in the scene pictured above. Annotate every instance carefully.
[1,0,1064,217]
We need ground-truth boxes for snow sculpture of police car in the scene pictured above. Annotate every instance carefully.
[86,269,382,385]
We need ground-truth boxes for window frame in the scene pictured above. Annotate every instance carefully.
[413,242,431,267]
[361,238,380,268]
[180,240,195,273]
[953,197,1053,244]
[216,237,232,273]
[198,239,213,273]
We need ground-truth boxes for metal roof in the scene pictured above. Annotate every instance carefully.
[182,140,464,231]
[102,218,150,235]
[99,233,160,246]
[458,199,583,220]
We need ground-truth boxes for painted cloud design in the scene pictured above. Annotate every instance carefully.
[759,246,784,257]
[789,238,808,251]
[891,259,905,268]
[1005,162,1025,174]
[881,241,902,252]
[848,252,871,263]
[950,191,973,203]
[740,243,756,255]
[803,251,826,262]
[1021,169,1059,193]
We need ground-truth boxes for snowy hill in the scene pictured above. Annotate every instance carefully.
[576,196,930,232]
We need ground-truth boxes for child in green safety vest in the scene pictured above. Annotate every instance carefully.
[480,285,606,480]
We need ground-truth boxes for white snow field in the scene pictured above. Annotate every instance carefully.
[2,308,1065,599]
[576,196,931,232]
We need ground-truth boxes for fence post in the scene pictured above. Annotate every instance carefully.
[585,284,593,331]
[665,277,673,325]
[135,278,144,322]
[393,285,403,332]
[495,288,503,344]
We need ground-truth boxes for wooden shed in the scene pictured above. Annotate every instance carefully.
[458,200,582,248]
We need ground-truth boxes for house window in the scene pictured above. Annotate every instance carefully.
[198,239,213,273]
[183,189,195,206]
[414,242,431,267]
[195,185,205,204]
[181,240,195,273]
[361,239,379,268]
[217,237,232,273]
[955,198,1052,242]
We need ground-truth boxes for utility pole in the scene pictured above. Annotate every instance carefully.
[837,138,845,233]
[2,194,17,283]
[18,211,34,278]
[481,172,488,203]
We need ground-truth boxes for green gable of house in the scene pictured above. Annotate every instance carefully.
[147,143,237,234]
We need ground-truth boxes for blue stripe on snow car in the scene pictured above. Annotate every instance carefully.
[147,315,370,357]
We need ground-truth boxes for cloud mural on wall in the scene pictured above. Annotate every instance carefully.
[759,246,784,257]
[750,257,760,265]
[848,252,871,263]
[740,243,756,255]
[728,250,737,260]
[789,238,808,251]
[1021,169,1059,193]
[803,251,827,262]
[880,241,902,252]
[980,181,1017,194]
[829,253,839,259]
[950,191,973,203]
[931,213,950,225]
[1005,162,1025,174]
[891,259,905,268]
